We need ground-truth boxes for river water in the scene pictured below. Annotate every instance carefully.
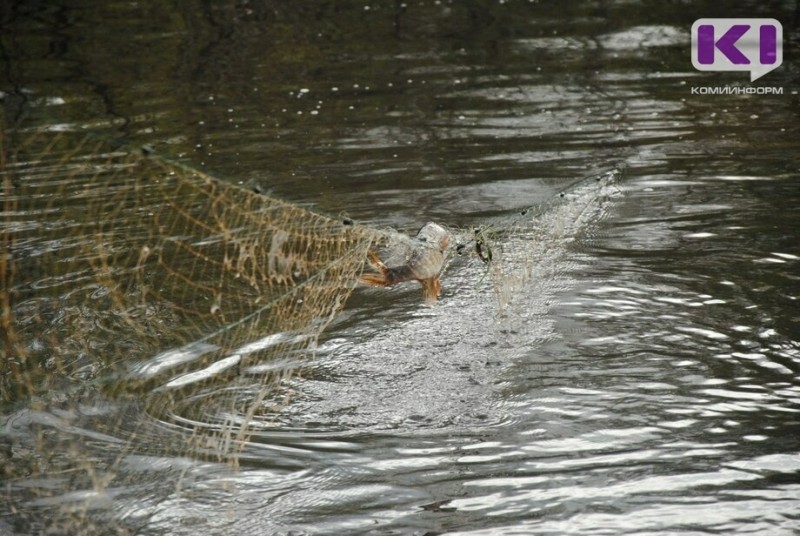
[1,1,799,535]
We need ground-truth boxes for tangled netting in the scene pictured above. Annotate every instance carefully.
[0,128,621,534]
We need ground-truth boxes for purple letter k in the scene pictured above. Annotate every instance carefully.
[697,24,750,65]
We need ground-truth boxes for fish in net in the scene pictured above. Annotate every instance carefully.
[0,128,621,534]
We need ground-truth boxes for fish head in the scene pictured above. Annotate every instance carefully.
[416,222,450,251]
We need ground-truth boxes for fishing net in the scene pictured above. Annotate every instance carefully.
[472,169,621,310]
[0,128,621,534]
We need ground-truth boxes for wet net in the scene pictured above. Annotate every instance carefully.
[0,128,621,534]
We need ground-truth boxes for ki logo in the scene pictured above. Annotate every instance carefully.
[691,18,783,82]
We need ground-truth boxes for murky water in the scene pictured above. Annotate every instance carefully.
[2,1,799,534]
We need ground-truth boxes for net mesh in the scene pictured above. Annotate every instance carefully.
[0,128,621,534]
[473,169,621,309]
[0,130,411,533]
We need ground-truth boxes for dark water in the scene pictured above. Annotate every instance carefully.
[2,1,800,534]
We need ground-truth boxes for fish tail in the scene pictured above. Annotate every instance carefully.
[360,249,393,287]
[361,249,414,288]
[358,272,391,287]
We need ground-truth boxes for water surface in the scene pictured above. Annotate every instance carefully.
[1,1,799,534]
